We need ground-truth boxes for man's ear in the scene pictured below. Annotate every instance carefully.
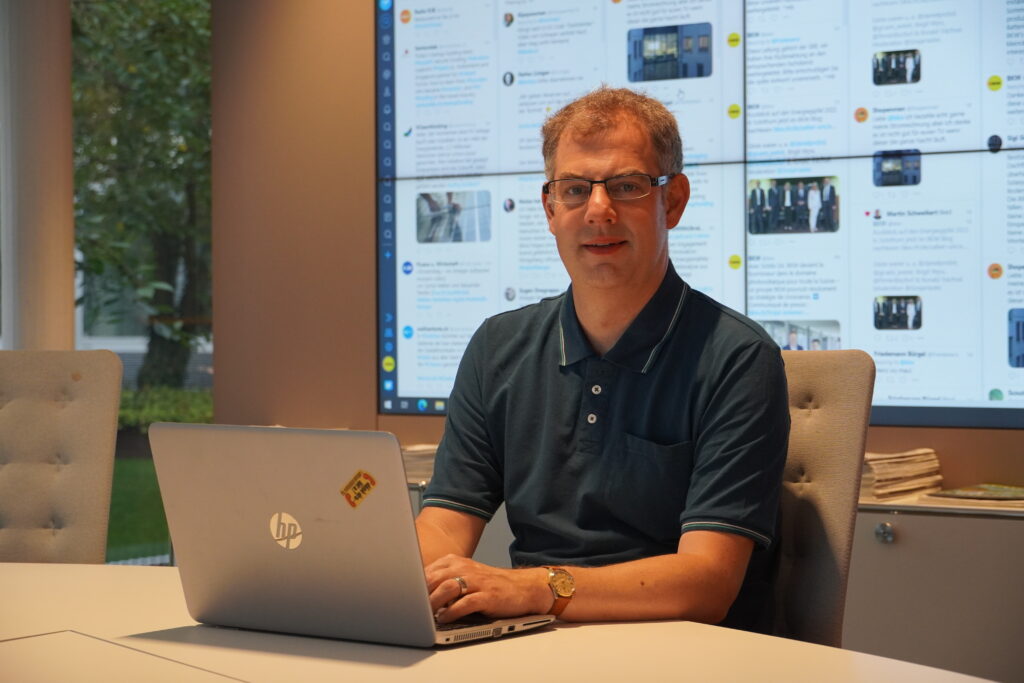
[542,187,557,233]
[665,172,690,229]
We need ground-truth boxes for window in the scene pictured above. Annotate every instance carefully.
[71,0,212,564]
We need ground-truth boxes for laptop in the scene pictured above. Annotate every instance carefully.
[148,423,554,647]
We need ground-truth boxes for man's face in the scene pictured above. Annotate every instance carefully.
[542,119,689,295]
[789,332,798,346]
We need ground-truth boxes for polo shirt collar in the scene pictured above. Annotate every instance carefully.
[558,261,689,373]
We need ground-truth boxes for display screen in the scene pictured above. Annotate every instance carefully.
[375,0,1024,428]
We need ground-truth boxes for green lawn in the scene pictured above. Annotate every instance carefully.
[106,457,171,563]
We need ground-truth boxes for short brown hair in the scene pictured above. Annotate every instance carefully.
[540,86,683,178]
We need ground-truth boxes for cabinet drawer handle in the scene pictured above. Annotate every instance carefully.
[874,522,896,544]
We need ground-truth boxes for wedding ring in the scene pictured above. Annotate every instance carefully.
[453,575,469,596]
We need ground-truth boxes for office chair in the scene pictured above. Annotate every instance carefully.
[773,349,875,647]
[0,350,122,563]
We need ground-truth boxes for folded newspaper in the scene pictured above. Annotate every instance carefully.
[861,447,943,499]
[925,483,1024,508]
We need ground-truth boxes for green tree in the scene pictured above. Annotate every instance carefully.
[72,0,212,388]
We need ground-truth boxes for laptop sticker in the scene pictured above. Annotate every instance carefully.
[341,470,377,508]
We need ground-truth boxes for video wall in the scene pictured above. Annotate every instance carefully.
[375,0,1024,428]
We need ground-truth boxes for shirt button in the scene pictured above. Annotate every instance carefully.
[591,384,602,395]
[586,413,597,424]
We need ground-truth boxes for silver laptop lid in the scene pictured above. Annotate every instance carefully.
[149,423,439,647]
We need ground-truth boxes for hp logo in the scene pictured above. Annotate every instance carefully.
[270,512,303,550]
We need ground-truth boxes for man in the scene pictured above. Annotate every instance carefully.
[820,178,836,232]
[748,180,765,234]
[782,181,794,229]
[416,87,789,632]
[795,181,808,231]
[782,330,804,351]
[767,179,781,232]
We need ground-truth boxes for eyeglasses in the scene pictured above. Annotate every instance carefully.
[542,173,675,205]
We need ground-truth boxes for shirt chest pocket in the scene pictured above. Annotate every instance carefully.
[601,434,694,546]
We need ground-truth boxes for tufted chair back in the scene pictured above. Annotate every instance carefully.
[773,349,875,647]
[0,350,122,563]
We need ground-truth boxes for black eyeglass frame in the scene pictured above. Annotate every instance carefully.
[542,173,676,204]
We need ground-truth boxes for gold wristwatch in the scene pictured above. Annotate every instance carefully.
[544,566,576,617]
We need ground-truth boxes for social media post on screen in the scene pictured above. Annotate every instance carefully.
[973,151,1024,397]
[604,0,744,164]
[745,159,850,322]
[985,2,1024,141]
[980,268,1024,402]
[757,319,842,351]
[493,173,570,312]
[745,5,847,162]
[667,162,745,310]
[981,282,1024,402]
[392,2,501,178]
[494,3,603,172]
[393,178,505,395]
[846,0,985,156]
[846,206,987,404]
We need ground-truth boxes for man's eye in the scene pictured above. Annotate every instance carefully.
[615,182,639,193]
[564,184,588,196]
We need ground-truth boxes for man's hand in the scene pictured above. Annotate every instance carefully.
[415,507,755,624]
[424,554,550,623]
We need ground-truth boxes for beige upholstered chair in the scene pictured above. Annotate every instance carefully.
[0,350,122,563]
[773,349,875,647]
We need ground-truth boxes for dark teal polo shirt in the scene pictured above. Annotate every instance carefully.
[424,262,789,630]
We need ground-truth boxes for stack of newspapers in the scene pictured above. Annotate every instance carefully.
[861,447,943,500]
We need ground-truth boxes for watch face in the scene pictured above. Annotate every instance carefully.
[551,569,575,597]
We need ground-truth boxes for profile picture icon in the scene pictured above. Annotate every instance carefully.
[503,198,515,212]
[988,134,1002,153]
[873,209,882,220]
[502,71,515,87]
[504,287,517,302]
[503,12,514,27]
[854,107,869,123]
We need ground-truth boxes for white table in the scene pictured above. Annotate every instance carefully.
[0,563,984,682]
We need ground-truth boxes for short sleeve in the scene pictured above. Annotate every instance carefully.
[678,340,790,547]
[422,323,504,521]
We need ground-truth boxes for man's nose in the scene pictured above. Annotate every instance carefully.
[584,184,617,224]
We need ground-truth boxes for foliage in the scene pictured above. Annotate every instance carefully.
[106,458,170,563]
[72,0,212,388]
[118,387,213,434]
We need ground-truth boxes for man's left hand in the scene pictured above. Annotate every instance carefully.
[424,554,550,623]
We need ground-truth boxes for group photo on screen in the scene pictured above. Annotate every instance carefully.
[627,23,712,82]
[872,49,921,85]
[873,150,921,186]
[415,190,492,243]
[757,320,842,351]
[747,176,840,234]
[874,295,922,330]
